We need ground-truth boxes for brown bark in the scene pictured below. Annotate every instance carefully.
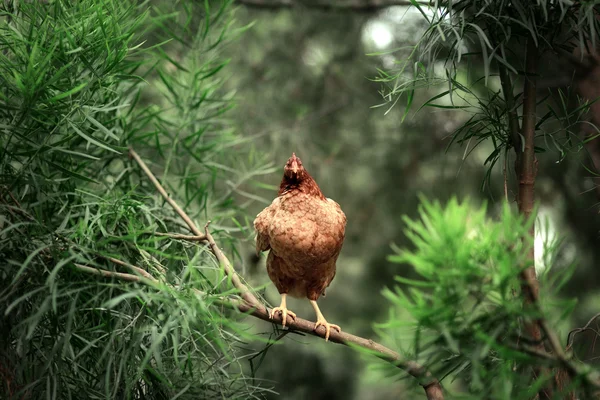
[231,300,444,399]
[555,368,576,400]
[518,38,540,319]
[516,37,553,400]
[518,38,539,234]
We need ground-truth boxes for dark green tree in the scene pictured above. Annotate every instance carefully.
[0,1,272,398]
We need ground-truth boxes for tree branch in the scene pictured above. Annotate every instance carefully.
[74,256,600,394]
[224,298,444,397]
[153,232,207,241]
[73,263,158,283]
[129,148,264,312]
[567,312,600,350]
[127,147,445,400]
[75,256,444,398]
[235,0,432,12]
[101,255,158,281]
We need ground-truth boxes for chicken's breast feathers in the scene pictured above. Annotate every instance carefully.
[263,191,346,268]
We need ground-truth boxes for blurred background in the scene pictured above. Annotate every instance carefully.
[217,2,600,399]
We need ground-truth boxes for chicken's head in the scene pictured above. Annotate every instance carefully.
[283,153,306,181]
[279,152,323,198]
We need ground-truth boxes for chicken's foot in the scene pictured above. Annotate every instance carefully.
[269,293,297,327]
[310,300,340,341]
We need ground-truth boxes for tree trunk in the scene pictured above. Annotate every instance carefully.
[515,36,553,400]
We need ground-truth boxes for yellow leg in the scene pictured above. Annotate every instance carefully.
[269,293,297,327]
[310,300,341,341]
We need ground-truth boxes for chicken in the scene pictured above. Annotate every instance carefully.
[254,153,346,341]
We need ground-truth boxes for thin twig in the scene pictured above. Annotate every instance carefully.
[567,312,600,350]
[154,232,207,241]
[138,250,167,275]
[129,150,203,237]
[129,148,264,312]
[0,187,35,221]
[507,341,562,362]
[74,264,157,283]
[100,255,157,281]
[503,150,509,202]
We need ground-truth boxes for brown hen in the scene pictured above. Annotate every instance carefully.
[254,153,346,341]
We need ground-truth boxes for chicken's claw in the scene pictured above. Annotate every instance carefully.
[269,307,297,328]
[314,319,341,341]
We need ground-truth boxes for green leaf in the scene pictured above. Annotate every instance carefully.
[393,275,436,288]
[46,160,100,184]
[48,82,88,103]
[68,121,121,154]
[85,114,120,141]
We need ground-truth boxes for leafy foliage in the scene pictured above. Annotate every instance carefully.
[381,198,582,398]
[382,1,600,92]
[372,1,600,398]
[0,1,272,398]
[377,1,600,190]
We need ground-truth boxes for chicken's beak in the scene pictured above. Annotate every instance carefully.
[289,155,300,175]
[285,153,302,179]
